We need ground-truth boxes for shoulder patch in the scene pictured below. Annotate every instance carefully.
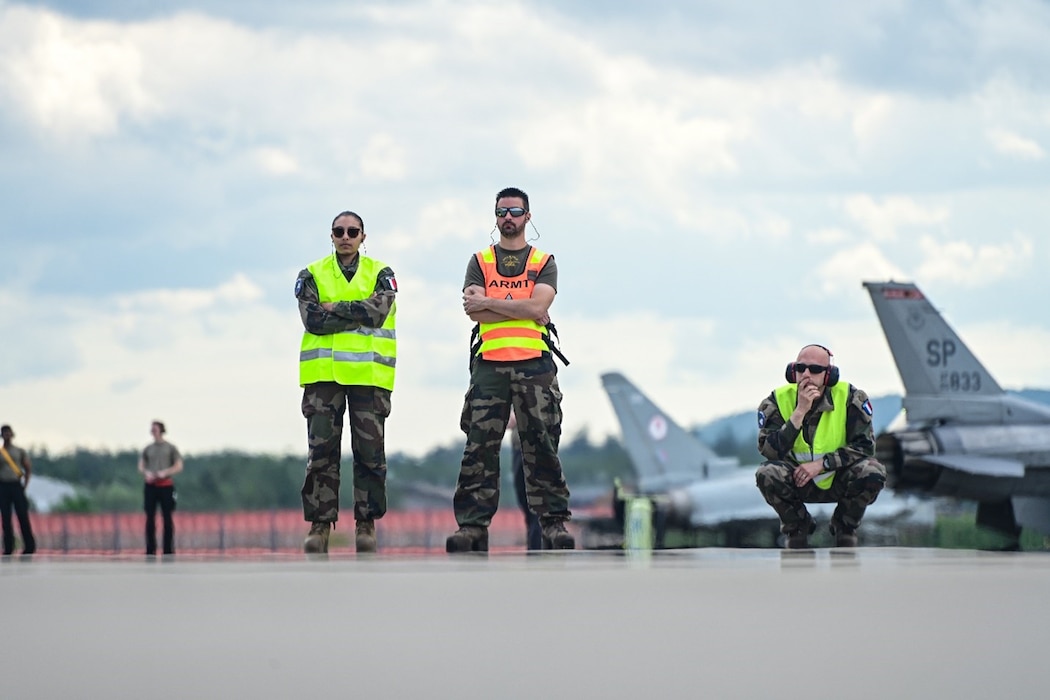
[294,277,304,297]
[757,410,766,428]
[384,275,398,292]
[862,399,873,416]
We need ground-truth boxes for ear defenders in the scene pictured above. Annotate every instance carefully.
[785,344,840,386]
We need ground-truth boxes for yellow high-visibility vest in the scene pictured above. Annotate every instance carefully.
[774,382,849,490]
[299,254,397,390]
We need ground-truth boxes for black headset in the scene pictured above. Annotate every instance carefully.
[785,344,839,386]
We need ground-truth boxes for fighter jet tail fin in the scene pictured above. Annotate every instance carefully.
[601,372,739,493]
[863,280,1003,398]
[862,280,1018,425]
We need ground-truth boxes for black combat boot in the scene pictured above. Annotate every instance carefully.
[831,523,858,547]
[785,517,815,549]
[446,526,489,553]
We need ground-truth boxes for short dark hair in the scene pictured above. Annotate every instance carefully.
[496,187,529,211]
[152,420,166,434]
[0,425,11,434]
[332,210,364,230]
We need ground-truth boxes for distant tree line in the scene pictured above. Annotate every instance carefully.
[32,428,637,514]
[29,429,1050,550]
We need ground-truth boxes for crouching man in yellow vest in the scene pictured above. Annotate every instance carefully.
[755,344,886,548]
[296,210,397,554]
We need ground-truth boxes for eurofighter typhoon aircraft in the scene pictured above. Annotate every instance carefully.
[600,372,931,547]
[864,280,1050,546]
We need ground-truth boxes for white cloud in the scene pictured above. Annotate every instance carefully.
[844,195,950,242]
[756,214,792,240]
[3,274,301,453]
[807,227,850,244]
[3,271,490,457]
[814,241,907,297]
[852,94,895,146]
[0,7,159,137]
[255,147,301,176]
[916,234,1035,285]
[361,133,408,180]
[2,1,1050,459]
[986,127,1045,160]
[119,273,264,313]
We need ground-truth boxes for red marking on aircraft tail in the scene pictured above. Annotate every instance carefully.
[882,288,924,300]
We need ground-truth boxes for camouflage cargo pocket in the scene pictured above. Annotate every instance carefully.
[459,384,476,435]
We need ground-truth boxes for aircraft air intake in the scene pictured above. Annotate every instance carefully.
[877,430,942,490]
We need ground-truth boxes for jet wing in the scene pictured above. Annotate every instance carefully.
[919,455,1026,478]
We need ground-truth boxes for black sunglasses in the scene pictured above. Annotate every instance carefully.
[792,363,828,375]
[495,207,527,218]
[332,226,361,239]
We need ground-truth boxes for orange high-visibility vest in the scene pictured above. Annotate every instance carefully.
[475,246,551,362]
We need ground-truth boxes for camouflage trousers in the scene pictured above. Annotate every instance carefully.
[301,382,391,524]
[755,458,886,535]
[454,358,571,528]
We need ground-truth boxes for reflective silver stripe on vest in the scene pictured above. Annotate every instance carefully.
[299,348,395,367]
[332,351,397,367]
[335,328,397,339]
[300,348,332,361]
[792,450,834,487]
[792,449,832,463]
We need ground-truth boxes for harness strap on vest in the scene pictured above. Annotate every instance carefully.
[469,323,482,371]
[469,322,570,368]
[544,323,570,366]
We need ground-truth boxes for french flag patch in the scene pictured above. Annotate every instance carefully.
[862,399,873,416]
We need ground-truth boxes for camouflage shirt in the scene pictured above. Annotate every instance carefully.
[756,383,876,471]
[296,255,397,335]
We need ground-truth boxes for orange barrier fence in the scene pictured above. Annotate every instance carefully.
[26,509,584,554]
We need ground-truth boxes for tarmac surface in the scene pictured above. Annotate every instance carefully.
[2,547,1049,700]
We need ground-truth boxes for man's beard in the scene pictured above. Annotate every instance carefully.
[501,221,523,238]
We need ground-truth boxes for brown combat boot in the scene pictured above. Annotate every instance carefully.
[785,518,815,549]
[835,531,858,547]
[541,521,575,550]
[303,522,331,554]
[446,526,489,553]
[355,520,377,553]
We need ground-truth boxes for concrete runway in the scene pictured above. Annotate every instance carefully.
[2,548,1049,700]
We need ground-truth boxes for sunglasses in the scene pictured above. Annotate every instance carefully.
[495,207,527,218]
[332,226,361,239]
[791,363,829,375]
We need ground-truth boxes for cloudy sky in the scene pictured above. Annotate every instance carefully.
[2,0,1048,458]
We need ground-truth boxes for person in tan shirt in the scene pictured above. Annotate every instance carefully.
[138,420,183,555]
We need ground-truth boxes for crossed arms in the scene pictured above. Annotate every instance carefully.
[462,283,555,325]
